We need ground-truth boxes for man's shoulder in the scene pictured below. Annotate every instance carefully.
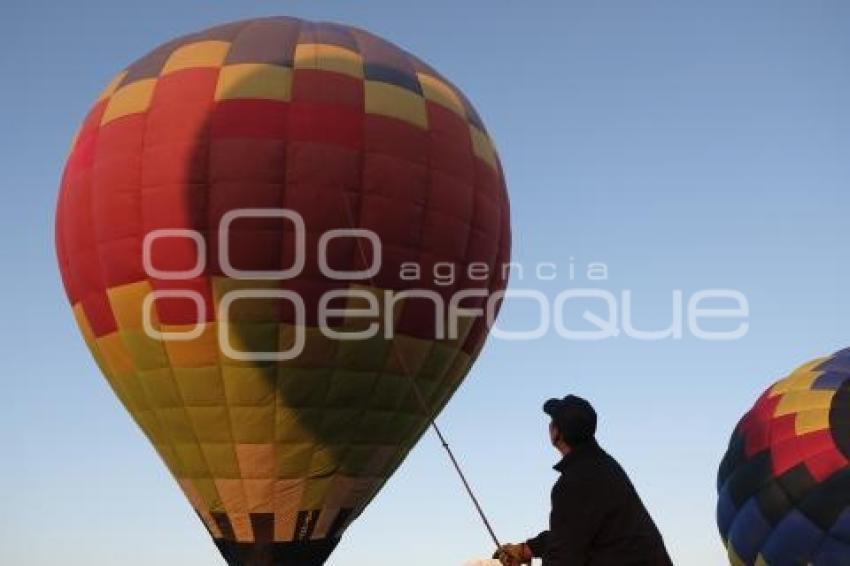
[558,450,631,487]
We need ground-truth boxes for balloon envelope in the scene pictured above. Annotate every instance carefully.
[717,349,850,565]
[55,17,510,565]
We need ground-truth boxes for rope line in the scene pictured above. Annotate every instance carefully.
[339,192,502,551]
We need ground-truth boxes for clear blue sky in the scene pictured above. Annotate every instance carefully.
[2,1,849,564]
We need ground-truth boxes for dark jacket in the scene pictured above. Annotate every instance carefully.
[526,440,673,566]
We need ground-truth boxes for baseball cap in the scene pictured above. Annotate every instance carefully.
[543,394,597,445]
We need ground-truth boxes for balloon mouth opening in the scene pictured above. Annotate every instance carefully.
[215,537,341,566]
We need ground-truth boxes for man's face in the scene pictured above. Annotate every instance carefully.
[549,420,559,447]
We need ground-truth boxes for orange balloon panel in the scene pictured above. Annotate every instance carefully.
[55,17,510,565]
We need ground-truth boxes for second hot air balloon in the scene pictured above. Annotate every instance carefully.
[717,349,850,565]
[55,16,510,565]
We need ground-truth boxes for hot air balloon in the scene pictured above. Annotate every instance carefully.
[55,17,510,565]
[717,349,850,565]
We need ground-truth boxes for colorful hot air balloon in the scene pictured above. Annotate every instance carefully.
[717,349,850,565]
[55,17,510,565]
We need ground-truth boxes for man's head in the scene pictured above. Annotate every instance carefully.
[543,394,597,452]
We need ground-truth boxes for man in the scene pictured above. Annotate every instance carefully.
[495,395,672,566]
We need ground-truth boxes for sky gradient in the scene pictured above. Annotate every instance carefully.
[2,1,849,564]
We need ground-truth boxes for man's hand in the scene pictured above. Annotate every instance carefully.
[492,543,532,565]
